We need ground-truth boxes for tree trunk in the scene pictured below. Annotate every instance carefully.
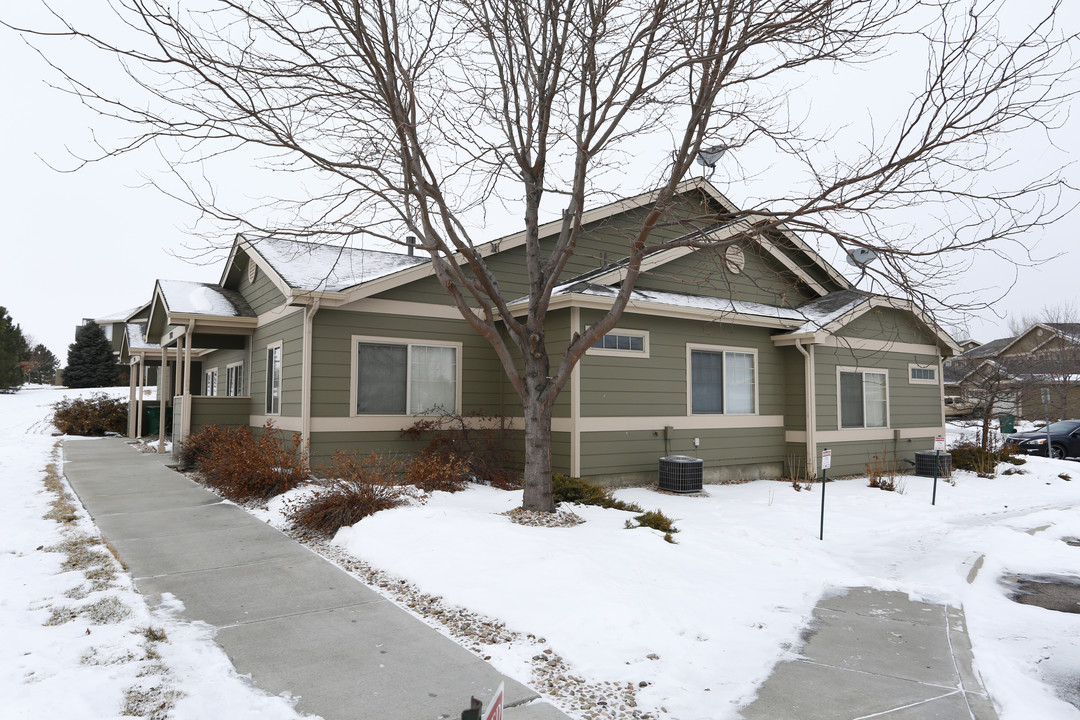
[521,373,556,512]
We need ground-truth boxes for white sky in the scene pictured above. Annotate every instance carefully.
[1,1,1077,360]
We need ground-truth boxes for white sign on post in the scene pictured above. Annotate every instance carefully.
[934,435,946,452]
[821,449,832,470]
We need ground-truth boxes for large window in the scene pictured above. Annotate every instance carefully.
[689,347,756,414]
[840,369,888,428]
[226,362,244,397]
[265,344,281,415]
[354,339,458,415]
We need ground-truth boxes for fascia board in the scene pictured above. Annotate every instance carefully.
[753,232,828,296]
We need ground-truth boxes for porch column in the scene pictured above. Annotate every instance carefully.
[158,343,169,453]
[135,356,145,439]
[181,326,193,445]
[127,358,137,438]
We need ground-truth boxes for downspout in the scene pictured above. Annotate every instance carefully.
[301,298,321,466]
[794,340,817,478]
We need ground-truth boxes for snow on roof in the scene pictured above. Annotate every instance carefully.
[94,304,145,323]
[787,290,869,334]
[158,280,255,317]
[125,323,158,351]
[246,236,428,292]
[546,282,808,324]
[960,336,1016,360]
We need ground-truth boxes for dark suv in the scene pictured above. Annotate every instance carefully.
[1006,420,1080,459]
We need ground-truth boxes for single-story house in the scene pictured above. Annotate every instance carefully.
[120,178,958,482]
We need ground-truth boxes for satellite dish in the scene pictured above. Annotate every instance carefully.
[846,247,879,267]
[696,144,727,169]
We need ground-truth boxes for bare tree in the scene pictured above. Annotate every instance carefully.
[13,0,1077,509]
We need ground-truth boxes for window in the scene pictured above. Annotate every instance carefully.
[265,344,282,414]
[908,363,937,384]
[354,339,458,415]
[587,328,649,357]
[689,347,756,414]
[840,369,888,428]
[226,362,244,397]
[204,368,218,396]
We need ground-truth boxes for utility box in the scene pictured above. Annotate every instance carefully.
[914,451,951,478]
[658,455,703,493]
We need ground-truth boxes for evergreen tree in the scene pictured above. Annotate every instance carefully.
[23,343,60,385]
[64,321,118,388]
[0,307,29,391]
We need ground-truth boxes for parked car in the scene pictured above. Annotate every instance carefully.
[944,396,979,419]
[1005,420,1080,459]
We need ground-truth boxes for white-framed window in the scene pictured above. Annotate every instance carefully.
[586,328,650,358]
[204,368,218,396]
[908,363,937,385]
[351,336,461,415]
[226,361,244,397]
[265,342,282,415]
[839,368,889,428]
[687,344,757,415]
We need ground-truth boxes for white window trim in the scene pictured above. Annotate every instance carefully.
[226,360,245,397]
[350,335,463,417]
[685,343,759,416]
[837,366,890,429]
[585,327,651,358]
[908,362,938,385]
[265,341,283,416]
[204,368,218,397]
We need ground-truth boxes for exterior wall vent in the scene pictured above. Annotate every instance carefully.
[658,455,703,493]
[914,451,951,478]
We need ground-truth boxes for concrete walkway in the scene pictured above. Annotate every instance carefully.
[62,439,568,720]
[739,587,997,719]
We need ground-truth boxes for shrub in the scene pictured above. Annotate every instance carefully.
[401,411,520,489]
[52,393,128,435]
[552,474,642,512]
[950,437,1014,477]
[177,423,231,471]
[626,509,679,543]
[404,447,471,493]
[285,452,405,538]
[189,422,308,502]
[866,453,904,493]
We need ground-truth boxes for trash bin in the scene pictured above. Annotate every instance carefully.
[144,405,160,436]
[999,415,1016,434]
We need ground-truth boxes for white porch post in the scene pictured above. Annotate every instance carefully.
[158,343,169,453]
[127,358,138,438]
[182,324,194,444]
[135,356,145,438]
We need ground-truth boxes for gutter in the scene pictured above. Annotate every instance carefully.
[794,339,817,478]
[301,298,321,465]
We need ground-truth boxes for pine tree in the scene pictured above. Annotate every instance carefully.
[23,344,60,385]
[64,321,118,388]
[0,307,29,391]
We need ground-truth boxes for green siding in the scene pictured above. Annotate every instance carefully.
[814,347,942,431]
[578,310,787,417]
[251,310,305,417]
[197,348,248,395]
[837,308,936,345]
[190,396,251,431]
[818,437,935,478]
[783,348,807,431]
[310,309,505,418]
[238,253,288,314]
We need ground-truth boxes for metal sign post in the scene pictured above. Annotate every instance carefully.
[820,449,831,541]
[932,435,946,505]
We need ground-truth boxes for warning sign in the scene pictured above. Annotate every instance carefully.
[934,435,946,452]
[821,449,832,470]
[485,682,504,720]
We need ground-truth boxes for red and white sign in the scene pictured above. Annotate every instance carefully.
[821,449,832,470]
[485,682,504,720]
[934,435,946,452]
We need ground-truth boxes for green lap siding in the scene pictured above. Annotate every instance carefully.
[251,309,305,417]
[197,348,248,396]
[819,437,936,477]
[237,253,288,314]
[189,396,251,431]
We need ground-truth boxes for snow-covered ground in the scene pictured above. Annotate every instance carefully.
[4,386,1080,720]
[0,385,314,720]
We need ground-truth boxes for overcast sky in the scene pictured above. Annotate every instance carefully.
[2,1,1077,362]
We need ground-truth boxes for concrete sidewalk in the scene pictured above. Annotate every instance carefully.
[62,438,568,720]
[740,587,997,719]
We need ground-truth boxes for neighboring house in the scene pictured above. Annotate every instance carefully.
[77,303,151,358]
[120,178,958,481]
[945,323,1080,421]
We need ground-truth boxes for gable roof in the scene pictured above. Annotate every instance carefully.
[218,177,852,307]
[157,280,255,317]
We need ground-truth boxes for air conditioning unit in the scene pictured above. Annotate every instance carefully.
[658,455,703,493]
[914,451,951,478]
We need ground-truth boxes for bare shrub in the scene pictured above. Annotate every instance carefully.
[51,393,127,435]
[401,411,520,489]
[404,447,472,493]
[285,452,405,539]
[192,422,308,502]
[866,453,905,493]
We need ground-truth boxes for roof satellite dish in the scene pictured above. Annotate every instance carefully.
[846,247,879,267]
[696,145,727,169]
